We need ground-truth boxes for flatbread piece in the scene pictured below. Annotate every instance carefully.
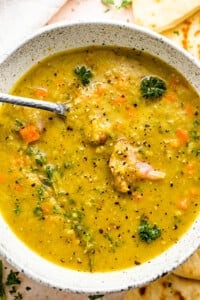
[124,273,200,300]
[172,249,200,280]
[163,10,200,60]
[132,0,200,32]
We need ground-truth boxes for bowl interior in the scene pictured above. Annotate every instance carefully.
[0,21,199,294]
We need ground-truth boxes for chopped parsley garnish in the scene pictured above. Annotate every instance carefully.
[0,262,23,300]
[64,161,74,169]
[45,165,54,179]
[190,120,200,140]
[192,148,200,156]
[37,185,45,201]
[14,292,23,300]
[14,203,21,215]
[119,0,132,8]
[138,218,161,243]
[26,146,35,156]
[101,0,114,4]
[35,154,46,166]
[64,209,95,270]
[42,165,54,187]
[173,31,180,35]
[74,66,93,86]
[33,205,44,219]
[0,261,5,300]
[88,295,105,300]
[42,177,53,187]
[190,130,200,141]
[6,270,21,286]
[101,0,132,8]
[15,119,24,129]
[140,76,166,99]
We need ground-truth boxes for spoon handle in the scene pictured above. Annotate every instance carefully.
[0,93,66,115]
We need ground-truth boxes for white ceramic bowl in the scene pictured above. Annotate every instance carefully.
[0,21,200,295]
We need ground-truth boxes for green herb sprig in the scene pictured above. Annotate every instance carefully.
[101,0,132,8]
[138,218,161,243]
[101,0,114,5]
[74,66,93,86]
[119,0,132,8]
[6,270,21,286]
[140,76,166,100]
[88,295,105,300]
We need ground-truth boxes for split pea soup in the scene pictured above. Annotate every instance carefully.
[0,46,199,272]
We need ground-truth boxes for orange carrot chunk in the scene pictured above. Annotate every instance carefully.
[177,197,190,211]
[176,128,189,145]
[14,183,23,192]
[0,174,6,183]
[34,87,48,99]
[19,125,40,143]
[165,92,176,102]
[185,162,196,175]
[112,96,126,106]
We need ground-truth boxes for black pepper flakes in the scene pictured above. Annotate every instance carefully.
[173,224,178,230]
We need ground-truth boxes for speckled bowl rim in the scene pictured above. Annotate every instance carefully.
[0,21,199,295]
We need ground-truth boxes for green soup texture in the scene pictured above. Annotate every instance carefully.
[0,47,199,272]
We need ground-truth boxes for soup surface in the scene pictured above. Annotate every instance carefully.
[0,47,199,272]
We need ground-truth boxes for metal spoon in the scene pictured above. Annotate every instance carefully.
[0,92,70,116]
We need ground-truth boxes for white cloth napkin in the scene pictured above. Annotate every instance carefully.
[0,0,67,62]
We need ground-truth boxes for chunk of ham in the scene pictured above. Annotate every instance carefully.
[109,138,165,193]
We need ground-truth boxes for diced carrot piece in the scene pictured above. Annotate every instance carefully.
[14,184,23,192]
[95,84,105,96]
[126,106,135,118]
[19,125,40,143]
[34,87,48,99]
[41,202,52,214]
[112,96,126,106]
[165,92,176,102]
[12,156,27,168]
[131,192,143,202]
[185,162,195,175]
[185,104,193,117]
[115,79,127,91]
[176,128,189,145]
[113,121,123,131]
[177,198,190,211]
[0,174,6,183]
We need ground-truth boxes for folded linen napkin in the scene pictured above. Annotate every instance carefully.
[0,0,67,62]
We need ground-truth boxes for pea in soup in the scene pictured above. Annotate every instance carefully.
[0,47,199,272]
